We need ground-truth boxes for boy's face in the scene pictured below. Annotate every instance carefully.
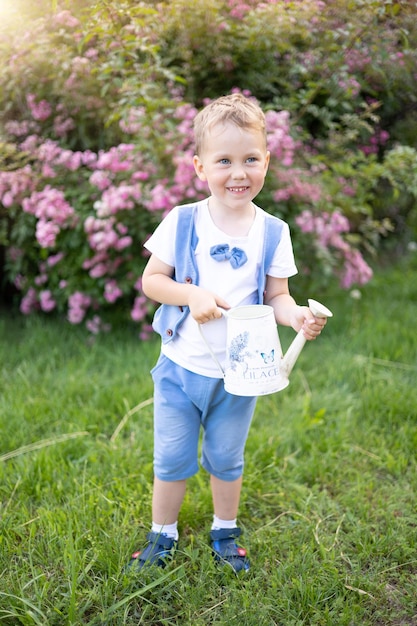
[193,122,270,214]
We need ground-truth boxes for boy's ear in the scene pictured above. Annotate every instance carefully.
[265,150,271,172]
[193,155,207,181]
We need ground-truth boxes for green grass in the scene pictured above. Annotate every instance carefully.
[1,254,417,625]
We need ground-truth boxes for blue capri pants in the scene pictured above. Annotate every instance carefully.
[151,354,257,482]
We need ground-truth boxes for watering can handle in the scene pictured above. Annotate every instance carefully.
[198,311,228,378]
[281,298,333,378]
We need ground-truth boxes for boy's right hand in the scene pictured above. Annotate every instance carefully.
[188,287,230,324]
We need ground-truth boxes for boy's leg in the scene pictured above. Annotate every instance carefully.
[202,391,256,573]
[127,356,202,570]
[209,474,250,573]
[210,475,242,521]
[127,480,186,571]
[153,477,187,525]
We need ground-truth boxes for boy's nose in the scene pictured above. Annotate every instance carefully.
[231,166,246,179]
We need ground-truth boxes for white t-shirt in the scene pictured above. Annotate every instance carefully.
[144,199,297,377]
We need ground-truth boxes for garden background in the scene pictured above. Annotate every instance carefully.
[1,1,417,624]
[1,0,416,331]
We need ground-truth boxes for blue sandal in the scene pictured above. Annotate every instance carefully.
[127,531,177,569]
[210,527,250,573]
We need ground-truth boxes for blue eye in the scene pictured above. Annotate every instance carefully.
[219,158,230,165]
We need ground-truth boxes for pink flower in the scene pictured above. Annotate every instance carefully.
[57,150,83,171]
[36,220,60,248]
[131,295,147,321]
[132,170,150,182]
[5,120,33,137]
[82,251,109,269]
[39,290,56,312]
[85,315,111,334]
[99,184,141,216]
[90,170,112,191]
[273,170,321,203]
[89,228,119,251]
[20,287,38,314]
[35,273,48,286]
[95,145,136,173]
[0,165,35,206]
[41,164,56,178]
[14,274,26,290]
[19,135,39,152]
[47,252,65,267]
[89,263,107,279]
[68,291,92,324]
[53,10,80,28]
[26,94,52,122]
[1,191,14,207]
[117,223,128,235]
[340,250,373,288]
[84,48,99,59]
[145,182,177,212]
[85,315,101,334]
[22,186,75,225]
[104,279,123,303]
[53,116,76,138]
[115,235,132,251]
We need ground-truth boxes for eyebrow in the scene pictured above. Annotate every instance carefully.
[211,149,264,159]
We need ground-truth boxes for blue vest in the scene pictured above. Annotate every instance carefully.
[152,202,284,344]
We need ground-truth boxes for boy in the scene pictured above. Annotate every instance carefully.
[128,93,326,573]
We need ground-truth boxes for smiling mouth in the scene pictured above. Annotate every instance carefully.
[228,186,249,193]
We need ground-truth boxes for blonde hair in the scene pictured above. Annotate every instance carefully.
[193,93,267,155]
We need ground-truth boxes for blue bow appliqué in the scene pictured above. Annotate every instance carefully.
[210,244,248,269]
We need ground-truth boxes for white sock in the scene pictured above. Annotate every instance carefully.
[211,515,237,531]
[151,521,179,541]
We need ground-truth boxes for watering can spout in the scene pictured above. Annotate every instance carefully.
[280,299,333,381]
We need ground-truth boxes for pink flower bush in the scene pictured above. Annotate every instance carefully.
[2,87,378,333]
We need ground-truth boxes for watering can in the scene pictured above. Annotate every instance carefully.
[199,299,333,396]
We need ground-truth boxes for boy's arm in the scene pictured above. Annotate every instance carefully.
[142,253,230,324]
[264,275,326,340]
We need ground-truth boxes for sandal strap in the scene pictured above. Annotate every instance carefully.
[210,527,242,542]
[144,531,177,550]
